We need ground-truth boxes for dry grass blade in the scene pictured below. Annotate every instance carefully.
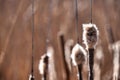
[65,39,74,72]
[109,41,120,80]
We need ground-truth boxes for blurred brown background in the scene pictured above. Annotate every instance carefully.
[0,0,120,80]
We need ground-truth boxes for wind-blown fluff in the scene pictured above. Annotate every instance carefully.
[82,23,99,49]
[110,41,120,80]
[71,43,87,66]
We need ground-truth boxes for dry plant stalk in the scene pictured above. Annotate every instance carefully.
[82,23,99,49]
[106,26,114,44]
[65,39,74,72]
[58,33,70,80]
[47,46,57,80]
[94,45,104,80]
[71,43,87,80]
[82,23,99,80]
[109,41,120,80]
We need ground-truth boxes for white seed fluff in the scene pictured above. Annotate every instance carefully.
[94,45,104,80]
[82,23,99,49]
[38,46,57,80]
[39,54,48,75]
[71,43,87,66]
[47,46,57,80]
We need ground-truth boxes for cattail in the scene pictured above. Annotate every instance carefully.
[65,39,74,72]
[71,43,87,80]
[29,74,35,80]
[82,23,99,49]
[109,41,120,80]
[82,23,99,80]
[47,46,57,80]
[39,46,57,80]
[57,32,69,80]
[39,54,49,80]
[94,45,104,80]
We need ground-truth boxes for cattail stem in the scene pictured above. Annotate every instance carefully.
[47,46,57,80]
[43,56,49,80]
[30,77,34,80]
[41,62,48,80]
[71,44,87,80]
[82,23,99,80]
[106,26,114,44]
[43,74,46,80]
[58,33,69,80]
[88,48,94,80]
[94,45,103,80]
[78,64,83,80]
[65,40,74,73]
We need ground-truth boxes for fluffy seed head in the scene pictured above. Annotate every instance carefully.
[46,46,54,57]
[39,54,49,75]
[82,23,99,49]
[38,46,55,79]
[71,44,87,66]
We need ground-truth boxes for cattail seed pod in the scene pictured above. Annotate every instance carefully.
[82,23,99,49]
[71,44,87,66]
[94,45,104,80]
[39,54,49,80]
[71,43,87,80]
[82,23,99,80]
[39,46,56,80]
